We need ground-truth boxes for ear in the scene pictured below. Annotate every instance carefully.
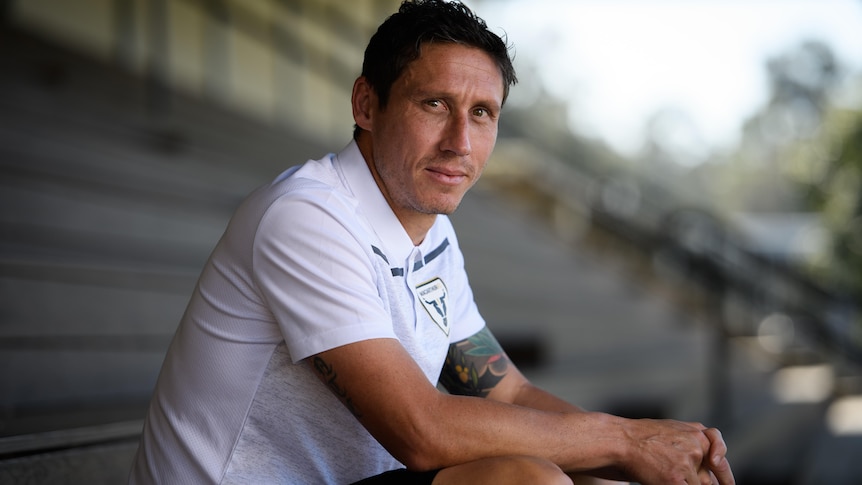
[352,76,376,132]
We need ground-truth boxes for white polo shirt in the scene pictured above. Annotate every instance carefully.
[130,141,486,484]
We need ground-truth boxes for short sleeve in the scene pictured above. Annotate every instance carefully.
[252,189,396,362]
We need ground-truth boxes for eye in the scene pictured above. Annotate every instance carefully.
[426,99,444,109]
[472,107,489,118]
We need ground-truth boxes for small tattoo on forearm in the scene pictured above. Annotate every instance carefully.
[312,356,363,418]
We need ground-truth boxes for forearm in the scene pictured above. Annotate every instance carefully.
[311,338,624,473]
[508,383,631,480]
[416,391,628,473]
[435,328,627,473]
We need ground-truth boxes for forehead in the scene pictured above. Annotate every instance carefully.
[398,43,504,103]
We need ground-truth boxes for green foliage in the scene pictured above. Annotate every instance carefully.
[807,110,862,295]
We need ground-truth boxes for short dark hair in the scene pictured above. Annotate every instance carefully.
[353,0,517,139]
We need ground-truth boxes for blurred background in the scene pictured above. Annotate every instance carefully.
[1,0,861,483]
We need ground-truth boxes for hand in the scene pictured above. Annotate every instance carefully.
[619,418,734,485]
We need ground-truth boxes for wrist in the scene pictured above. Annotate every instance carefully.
[594,412,632,470]
[561,411,630,473]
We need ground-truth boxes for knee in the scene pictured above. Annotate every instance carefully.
[498,456,572,485]
[433,455,572,485]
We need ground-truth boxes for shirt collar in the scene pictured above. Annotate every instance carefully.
[333,140,419,265]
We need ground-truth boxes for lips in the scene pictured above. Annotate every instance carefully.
[425,166,469,186]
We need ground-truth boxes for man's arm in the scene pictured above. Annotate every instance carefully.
[309,331,733,484]
[440,326,733,483]
[439,327,625,483]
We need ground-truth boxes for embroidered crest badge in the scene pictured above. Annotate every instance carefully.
[416,277,449,335]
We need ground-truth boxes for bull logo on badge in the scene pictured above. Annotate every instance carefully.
[416,278,449,335]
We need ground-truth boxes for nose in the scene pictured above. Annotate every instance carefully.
[440,113,471,157]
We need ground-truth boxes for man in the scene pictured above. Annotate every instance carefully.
[130,1,735,484]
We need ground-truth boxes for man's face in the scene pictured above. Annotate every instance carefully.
[359,43,504,229]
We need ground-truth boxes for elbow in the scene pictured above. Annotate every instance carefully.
[381,409,451,471]
[388,425,447,471]
[397,451,439,473]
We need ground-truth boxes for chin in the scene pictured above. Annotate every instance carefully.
[428,201,462,216]
[415,193,466,216]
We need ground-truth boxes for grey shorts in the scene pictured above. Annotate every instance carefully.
[350,468,440,485]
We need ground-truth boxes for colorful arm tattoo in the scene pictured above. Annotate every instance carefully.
[439,326,510,397]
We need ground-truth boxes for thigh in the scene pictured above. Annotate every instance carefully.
[568,475,630,485]
[351,468,440,485]
[432,455,571,485]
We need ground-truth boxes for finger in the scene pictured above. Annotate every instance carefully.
[702,428,735,485]
[708,454,735,485]
[686,468,702,485]
[704,428,728,460]
[697,467,716,485]
[707,469,719,485]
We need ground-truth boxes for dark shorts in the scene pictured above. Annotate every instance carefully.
[350,468,440,485]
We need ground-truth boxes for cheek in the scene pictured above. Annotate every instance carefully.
[412,119,443,148]
[474,128,497,159]
[381,117,434,154]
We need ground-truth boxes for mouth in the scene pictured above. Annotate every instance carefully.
[425,166,469,186]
